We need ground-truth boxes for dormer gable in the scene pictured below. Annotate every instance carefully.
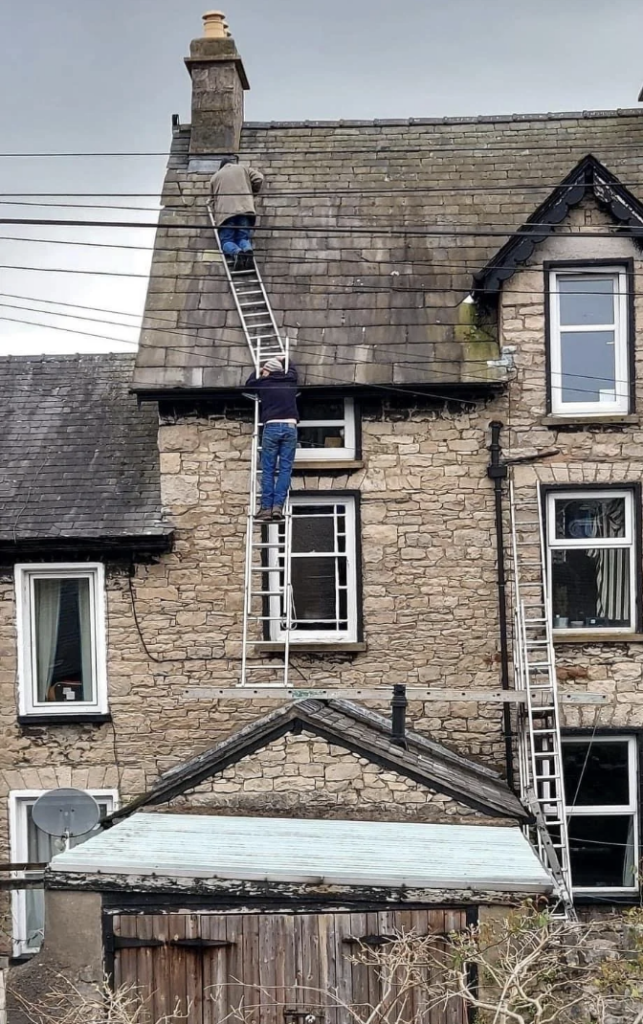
[474,155,643,298]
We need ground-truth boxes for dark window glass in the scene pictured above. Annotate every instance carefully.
[298,397,345,421]
[284,505,350,632]
[563,742,630,806]
[568,815,636,888]
[33,577,94,703]
[554,497,626,540]
[298,425,346,452]
[291,557,338,628]
[551,549,631,628]
[292,506,336,553]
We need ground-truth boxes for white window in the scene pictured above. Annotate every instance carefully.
[9,789,117,955]
[268,496,359,642]
[549,267,629,415]
[547,490,636,633]
[562,736,638,893]
[295,397,356,461]
[15,563,108,717]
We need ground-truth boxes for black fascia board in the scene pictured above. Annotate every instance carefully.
[134,380,506,407]
[0,533,174,564]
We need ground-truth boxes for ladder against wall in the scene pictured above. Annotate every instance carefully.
[510,479,573,914]
[208,206,293,687]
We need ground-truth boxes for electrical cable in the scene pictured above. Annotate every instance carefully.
[4,240,643,301]
[0,285,637,393]
[2,134,643,157]
[0,299,637,395]
[2,307,635,404]
[6,179,643,197]
[2,216,643,240]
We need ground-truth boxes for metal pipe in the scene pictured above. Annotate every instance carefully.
[391,684,408,747]
[487,421,515,789]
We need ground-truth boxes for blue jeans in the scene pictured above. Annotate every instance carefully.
[219,215,254,256]
[260,423,297,509]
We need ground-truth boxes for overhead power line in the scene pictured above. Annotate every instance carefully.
[0,300,635,399]
[1,135,643,158]
[1,216,643,240]
[4,179,643,197]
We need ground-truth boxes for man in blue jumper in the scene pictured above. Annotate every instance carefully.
[245,357,298,522]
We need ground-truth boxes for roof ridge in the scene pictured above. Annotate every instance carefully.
[240,108,643,130]
[0,352,135,365]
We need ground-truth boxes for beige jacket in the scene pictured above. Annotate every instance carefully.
[209,163,264,226]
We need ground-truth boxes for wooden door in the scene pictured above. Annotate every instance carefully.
[111,908,468,1024]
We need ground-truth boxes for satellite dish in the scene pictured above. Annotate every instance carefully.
[32,788,100,838]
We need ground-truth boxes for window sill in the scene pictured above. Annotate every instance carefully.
[18,712,112,726]
[542,414,637,428]
[554,632,643,644]
[573,893,640,906]
[293,460,364,472]
[257,642,366,654]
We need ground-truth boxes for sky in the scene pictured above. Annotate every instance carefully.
[0,0,642,355]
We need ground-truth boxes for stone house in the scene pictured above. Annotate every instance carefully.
[1,7,643,1007]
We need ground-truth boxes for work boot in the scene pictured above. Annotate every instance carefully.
[255,508,273,522]
[272,505,285,521]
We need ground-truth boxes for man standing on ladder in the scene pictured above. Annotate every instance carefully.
[246,357,298,523]
[209,156,264,269]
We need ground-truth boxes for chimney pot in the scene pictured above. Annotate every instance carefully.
[202,11,227,40]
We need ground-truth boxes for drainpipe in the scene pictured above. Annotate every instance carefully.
[487,421,515,790]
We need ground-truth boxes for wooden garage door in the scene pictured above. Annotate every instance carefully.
[111,909,468,1024]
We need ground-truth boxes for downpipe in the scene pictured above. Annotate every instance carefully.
[487,421,515,790]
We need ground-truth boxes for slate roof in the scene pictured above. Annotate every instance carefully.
[132,108,643,395]
[0,355,171,549]
[107,698,529,823]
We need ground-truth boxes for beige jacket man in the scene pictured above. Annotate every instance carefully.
[209,160,264,226]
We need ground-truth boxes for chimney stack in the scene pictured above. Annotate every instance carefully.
[185,11,249,159]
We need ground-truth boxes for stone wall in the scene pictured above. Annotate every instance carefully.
[500,202,643,731]
[2,195,643,958]
[162,731,507,824]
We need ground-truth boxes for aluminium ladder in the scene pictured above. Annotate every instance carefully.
[208,205,295,687]
[509,480,574,915]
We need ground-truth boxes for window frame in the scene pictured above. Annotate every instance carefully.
[15,562,108,718]
[9,788,118,956]
[545,487,638,635]
[546,262,632,417]
[562,735,639,895]
[267,493,360,644]
[294,397,357,462]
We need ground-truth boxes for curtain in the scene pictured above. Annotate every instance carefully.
[588,500,629,623]
[77,578,93,701]
[34,579,61,702]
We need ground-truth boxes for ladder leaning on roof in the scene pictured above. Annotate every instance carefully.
[510,479,574,917]
[207,204,294,687]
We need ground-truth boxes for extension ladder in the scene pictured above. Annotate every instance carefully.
[509,480,574,914]
[208,206,294,686]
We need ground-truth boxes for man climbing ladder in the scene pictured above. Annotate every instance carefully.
[209,156,264,269]
[245,357,299,522]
